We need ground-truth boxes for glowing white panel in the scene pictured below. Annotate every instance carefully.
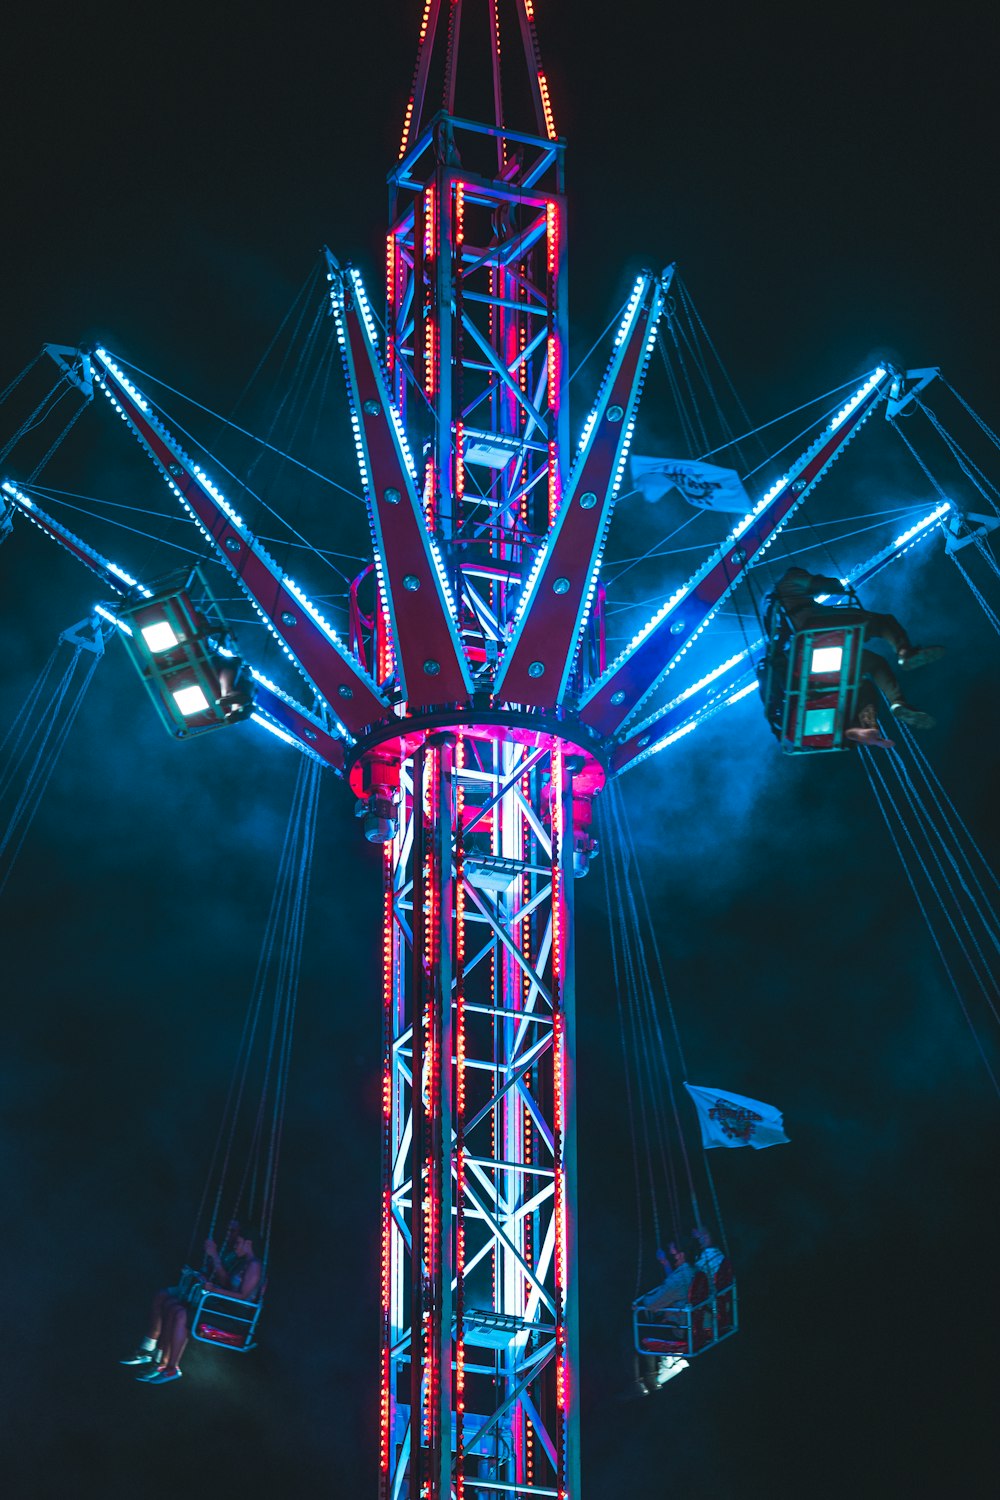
[810,646,842,674]
[803,707,836,736]
[172,685,210,717]
[141,621,180,654]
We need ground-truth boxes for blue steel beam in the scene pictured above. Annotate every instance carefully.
[90,348,389,738]
[611,499,953,774]
[577,367,892,739]
[493,270,671,706]
[1,478,152,600]
[1,478,347,772]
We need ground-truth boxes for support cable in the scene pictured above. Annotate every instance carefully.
[610,783,700,1219]
[899,725,1000,901]
[914,398,1000,515]
[973,534,1000,585]
[658,327,698,458]
[881,751,1000,987]
[229,263,324,422]
[138,392,359,588]
[689,375,862,467]
[860,749,1000,1099]
[0,350,43,408]
[0,376,75,466]
[193,755,322,1271]
[31,483,369,566]
[674,282,736,464]
[868,745,1000,1020]
[114,349,365,506]
[949,550,1000,637]
[607,813,662,1252]
[605,505,919,587]
[942,379,1000,460]
[600,810,647,1295]
[601,778,732,1288]
[568,302,636,388]
[665,317,709,454]
[890,417,953,507]
[610,795,684,1233]
[676,275,764,462]
[27,399,88,482]
[0,624,107,898]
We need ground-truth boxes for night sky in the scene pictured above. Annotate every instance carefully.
[2,2,998,1497]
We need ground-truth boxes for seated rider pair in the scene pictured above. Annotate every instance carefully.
[121,1222,262,1385]
[632,1237,700,1395]
[769,567,944,743]
[631,1225,727,1395]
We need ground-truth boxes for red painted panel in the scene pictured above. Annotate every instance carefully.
[344,306,473,707]
[495,297,655,707]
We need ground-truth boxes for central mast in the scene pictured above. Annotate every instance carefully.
[376,4,580,1496]
[388,0,568,550]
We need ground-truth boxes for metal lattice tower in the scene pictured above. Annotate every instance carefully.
[372,7,587,1493]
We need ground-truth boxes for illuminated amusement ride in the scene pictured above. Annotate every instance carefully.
[2,3,999,1496]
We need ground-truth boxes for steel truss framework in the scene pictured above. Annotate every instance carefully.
[385,110,570,690]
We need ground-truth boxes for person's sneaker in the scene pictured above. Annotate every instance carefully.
[119,1349,154,1365]
[898,645,945,672]
[890,702,935,730]
[140,1369,182,1385]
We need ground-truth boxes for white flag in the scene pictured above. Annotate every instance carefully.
[631,455,752,512]
[683,1083,789,1150]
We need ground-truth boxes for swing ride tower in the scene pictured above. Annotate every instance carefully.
[367,8,589,1492]
[1,2,969,1495]
[352,14,887,1487]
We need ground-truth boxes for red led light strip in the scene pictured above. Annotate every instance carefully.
[398,0,435,160]
[379,841,395,1484]
[454,736,466,1497]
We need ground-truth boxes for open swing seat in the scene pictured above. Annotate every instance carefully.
[190,1284,264,1353]
[762,608,867,753]
[633,1265,738,1359]
[117,567,254,739]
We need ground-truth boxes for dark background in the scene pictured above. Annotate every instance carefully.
[1,2,998,1496]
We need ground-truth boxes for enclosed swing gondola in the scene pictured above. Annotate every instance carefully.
[116,565,255,737]
[759,588,868,753]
